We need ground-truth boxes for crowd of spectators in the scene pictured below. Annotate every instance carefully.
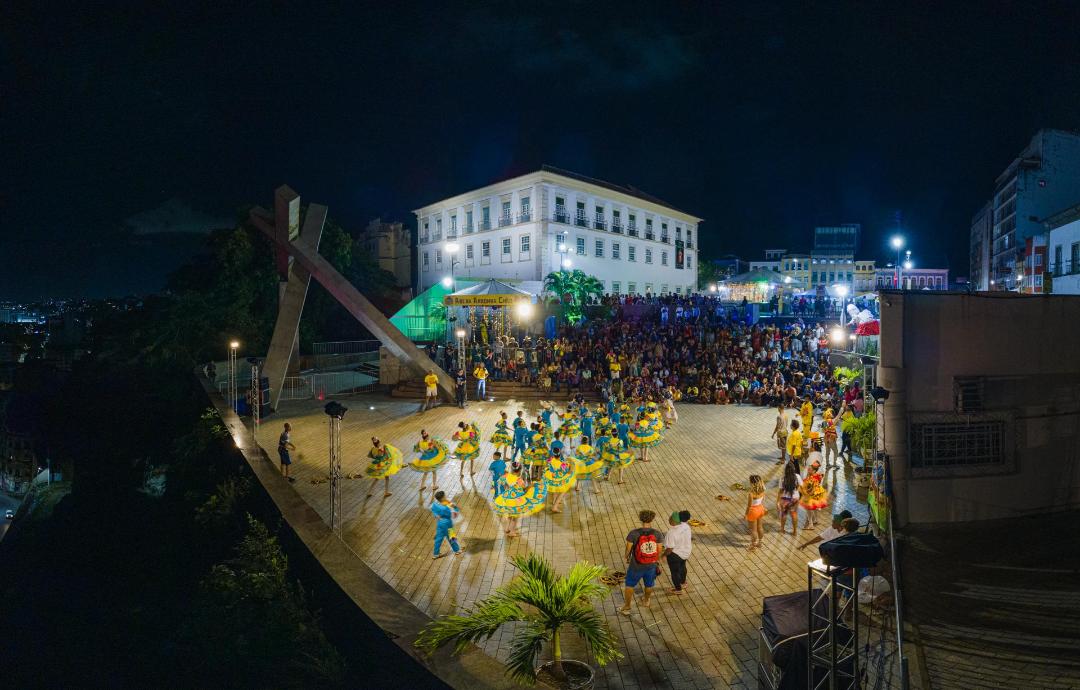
[432,292,856,412]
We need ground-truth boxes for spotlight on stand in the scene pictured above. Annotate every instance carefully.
[324,401,348,419]
[870,386,890,401]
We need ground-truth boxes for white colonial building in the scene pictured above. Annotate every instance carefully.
[413,165,702,296]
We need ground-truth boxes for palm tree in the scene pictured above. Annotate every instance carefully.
[415,553,622,685]
[543,270,604,325]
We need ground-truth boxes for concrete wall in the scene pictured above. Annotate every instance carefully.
[880,291,1080,524]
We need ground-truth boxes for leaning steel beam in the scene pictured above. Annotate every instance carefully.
[256,203,325,409]
[250,196,453,402]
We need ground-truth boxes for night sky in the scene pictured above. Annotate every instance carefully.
[5,2,1080,298]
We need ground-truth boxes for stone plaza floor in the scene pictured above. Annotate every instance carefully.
[260,395,896,689]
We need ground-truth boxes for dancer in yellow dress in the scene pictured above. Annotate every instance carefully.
[543,446,577,513]
[489,411,513,454]
[627,412,663,464]
[559,406,581,453]
[599,428,633,485]
[491,460,547,537]
[365,436,403,498]
[452,421,481,478]
[522,423,549,481]
[573,435,604,495]
[411,429,449,493]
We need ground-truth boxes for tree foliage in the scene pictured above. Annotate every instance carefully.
[543,270,604,325]
[179,515,347,688]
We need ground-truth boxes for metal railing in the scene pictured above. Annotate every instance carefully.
[499,214,513,227]
[594,218,606,230]
[611,222,622,233]
[311,340,381,370]
[279,371,376,401]
[575,214,588,227]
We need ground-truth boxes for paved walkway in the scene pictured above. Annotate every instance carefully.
[260,395,889,689]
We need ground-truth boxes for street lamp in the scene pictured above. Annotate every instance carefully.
[891,236,904,289]
[454,328,466,378]
[227,340,240,414]
[441,276,453,288]
[445,242,461,292]
[556,234,570,273]
[562,258,572,269]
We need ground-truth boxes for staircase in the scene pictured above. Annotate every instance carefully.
[392,377,601,402]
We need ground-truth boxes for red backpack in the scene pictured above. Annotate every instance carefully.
[633,532,660,565]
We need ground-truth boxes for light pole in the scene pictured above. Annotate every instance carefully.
[891,236,904,289]
[445,242,461,291]
[249,358,260,440]
[834,283,849,320]
[228,340,240,413]
[557,234,570,274]
[324,401,348,534]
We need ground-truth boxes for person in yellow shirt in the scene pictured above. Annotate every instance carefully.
[839,403,856,460]
[473,363,489,399]
[785,419,804,472]
[800,400,814,435]
[423,370,439,411]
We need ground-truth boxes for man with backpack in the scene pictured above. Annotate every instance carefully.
[619,509,664,615]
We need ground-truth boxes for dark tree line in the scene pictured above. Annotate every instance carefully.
[0,212,440,689]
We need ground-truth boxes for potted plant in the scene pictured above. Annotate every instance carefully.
[415,553,622,688]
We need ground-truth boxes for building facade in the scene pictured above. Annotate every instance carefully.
[1019,235,1049,294]
[359,218,413,297]
[1046,203,1080,295]
[413,166,701,296]
[983,129,1080,290]
[875,267,949,290]
[969,201,993,291]
[854,260,877,294]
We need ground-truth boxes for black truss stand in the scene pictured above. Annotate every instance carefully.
[808,558,859,690]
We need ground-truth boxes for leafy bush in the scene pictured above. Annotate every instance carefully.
[833,366,861,387]
[846,412,877,460]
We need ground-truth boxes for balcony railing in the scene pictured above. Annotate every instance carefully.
[554,207,568,223]
[499,214,513,227]
[518,211,532,223]
[594,218,606,230]
[627,223,638,237]
[463,223,474,233]
[1051,260,1079,277]
[611,222,622,233]
[645,232,655,241]
[575,213,588,227]
[661,234,670,244]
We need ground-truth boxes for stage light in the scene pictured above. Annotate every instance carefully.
[229,340,240,349]
[834,284,849,297]
[830,327,845,345]
[516,302,533,318]
[324,401,348,419]
[455,328,466,338]
[708,284,717,292]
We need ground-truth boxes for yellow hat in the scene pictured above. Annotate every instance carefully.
[823,408,834,419]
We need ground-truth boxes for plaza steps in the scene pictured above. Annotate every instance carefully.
[391,378,601,402]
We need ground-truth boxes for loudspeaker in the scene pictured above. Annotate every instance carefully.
[819,533,884,569]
